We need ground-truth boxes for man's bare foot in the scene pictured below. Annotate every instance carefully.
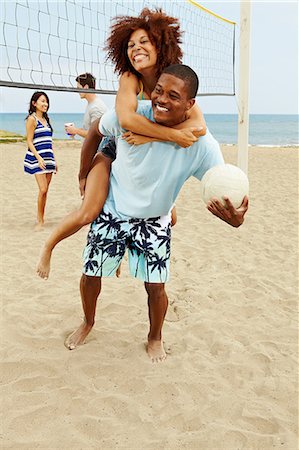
[64,321,93,350]
[34,221,44,231]
[37,245,52,279]
[147,339,167,363]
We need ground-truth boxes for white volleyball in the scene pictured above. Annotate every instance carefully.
[200,164,249,208]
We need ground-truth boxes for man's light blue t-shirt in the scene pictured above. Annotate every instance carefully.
[99,103,224,219]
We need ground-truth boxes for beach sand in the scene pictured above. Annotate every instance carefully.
[1,141,298,449]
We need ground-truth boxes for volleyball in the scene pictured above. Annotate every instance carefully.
[200,164,249,208]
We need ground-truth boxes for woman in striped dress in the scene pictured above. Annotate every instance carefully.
[24,91,57,230]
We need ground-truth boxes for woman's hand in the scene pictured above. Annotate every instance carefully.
[37,156,46,170]
[123,126,204,147]
[122,132,154,145]
[173,127,203,148]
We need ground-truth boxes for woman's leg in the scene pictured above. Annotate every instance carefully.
[46,172,53,189]
[37,154,112,279]
[35,173,52,230]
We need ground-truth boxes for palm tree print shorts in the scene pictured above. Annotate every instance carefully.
[83,210,171,283]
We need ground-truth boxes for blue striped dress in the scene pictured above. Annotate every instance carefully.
[24,114,56,175]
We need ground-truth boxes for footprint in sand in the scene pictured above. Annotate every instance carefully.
[165,304,181,322]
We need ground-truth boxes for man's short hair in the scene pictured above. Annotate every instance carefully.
[76,72,96,89]
[162,64,199,99]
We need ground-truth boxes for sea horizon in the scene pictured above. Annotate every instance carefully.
[1,113,298,146]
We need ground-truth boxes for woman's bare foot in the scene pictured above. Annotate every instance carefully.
[34,221,44,231]
[147,339,167,363]
[64,321,93,350]
[37,245,52,279]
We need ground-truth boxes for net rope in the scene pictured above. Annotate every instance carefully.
[0,0,236,96]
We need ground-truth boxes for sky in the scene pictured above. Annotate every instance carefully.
[0,0,298,115]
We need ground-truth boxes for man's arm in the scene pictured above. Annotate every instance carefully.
[192,137,249,227]
[78,118,103,185]
[207,196,249,228]
[173,103,206,136]
[65,124,88,138]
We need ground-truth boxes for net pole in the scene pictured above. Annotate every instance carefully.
[237,0,251,175]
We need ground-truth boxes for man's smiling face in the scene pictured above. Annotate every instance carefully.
[151,73,195,127]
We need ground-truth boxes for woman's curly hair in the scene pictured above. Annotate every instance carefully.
[105,8,183,79]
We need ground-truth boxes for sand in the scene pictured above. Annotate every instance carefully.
[1,140,298,449]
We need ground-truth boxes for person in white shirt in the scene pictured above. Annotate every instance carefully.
[65,72,107,139]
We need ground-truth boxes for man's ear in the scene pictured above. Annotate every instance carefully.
[186,98,196,111]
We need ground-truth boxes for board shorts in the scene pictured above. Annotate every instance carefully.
[98,137,117,161]
[83,208,172,283]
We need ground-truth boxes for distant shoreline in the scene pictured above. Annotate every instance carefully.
[1,130,298,148]
[1,113,298,145]
[0,129,76,143]
[0,132,297,149]
[0,129,25,143]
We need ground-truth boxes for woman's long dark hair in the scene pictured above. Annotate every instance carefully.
[25,91,53,131]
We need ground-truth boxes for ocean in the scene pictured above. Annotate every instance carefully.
[0,113,298,146]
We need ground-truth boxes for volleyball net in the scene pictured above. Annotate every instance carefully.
[0,0,236,96]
